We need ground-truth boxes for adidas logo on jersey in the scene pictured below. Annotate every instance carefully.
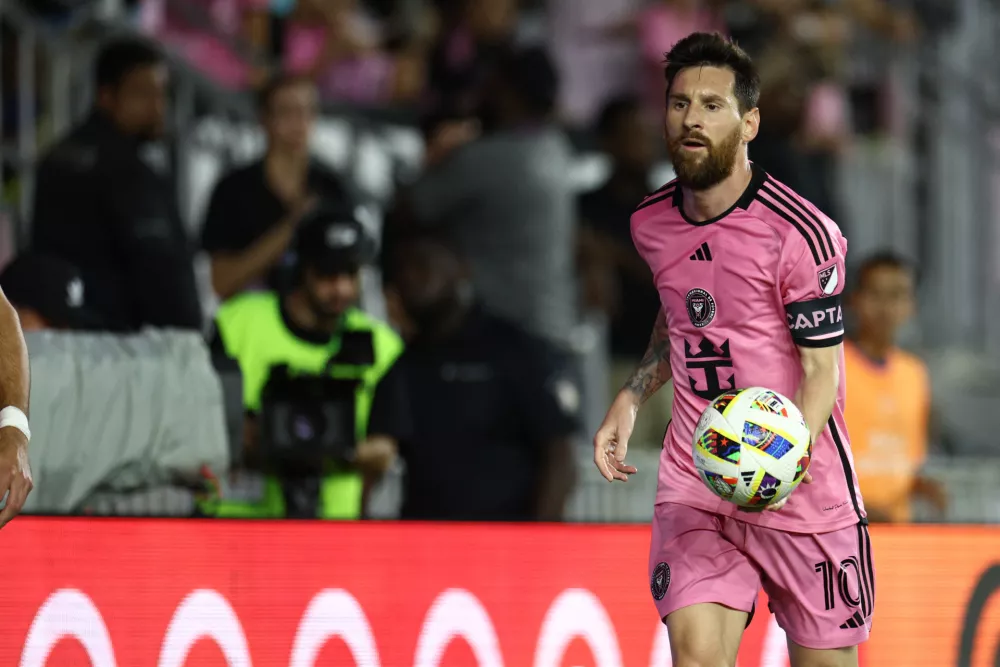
[689,242,713,261]
[840,611,865,629]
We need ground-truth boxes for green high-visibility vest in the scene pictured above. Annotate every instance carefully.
[210,291,403,519]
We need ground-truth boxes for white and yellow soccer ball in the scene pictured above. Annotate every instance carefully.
[692,387,812,509]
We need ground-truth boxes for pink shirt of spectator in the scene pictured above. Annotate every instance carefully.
[546,0,644,126]
[804,81,850,139]
[140,0,267,90]
[638,3,727,116]
[284,16,395,104]
[630,164,866,534]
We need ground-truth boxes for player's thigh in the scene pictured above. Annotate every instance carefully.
[649,503,762,618]
[787,642,858,667]
[665,602,748,667]
[752,521,875,651]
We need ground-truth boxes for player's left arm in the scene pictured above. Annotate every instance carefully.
[779,218,848,443]
[0,286,32,527]
[796,344,841,445]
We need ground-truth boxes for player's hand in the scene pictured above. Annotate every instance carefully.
[593,394,640,482]
[765,470,813,512]
[0,428,32,528]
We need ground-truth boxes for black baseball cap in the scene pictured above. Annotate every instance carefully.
[295,205,374,276]
[0,253,102,330]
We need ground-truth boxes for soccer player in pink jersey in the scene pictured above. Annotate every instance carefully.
[593,33,872,667]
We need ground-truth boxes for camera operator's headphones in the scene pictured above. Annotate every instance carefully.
[294,204,378,277]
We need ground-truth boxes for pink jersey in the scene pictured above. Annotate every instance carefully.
[631,163,865,534]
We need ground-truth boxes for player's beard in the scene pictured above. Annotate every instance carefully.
[668,125,743,191]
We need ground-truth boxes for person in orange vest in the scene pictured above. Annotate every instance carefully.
[844,251,947,522]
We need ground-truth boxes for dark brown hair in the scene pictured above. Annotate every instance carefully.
[95,38,164,90]
[853,251,919,292]
[663,32,760,115]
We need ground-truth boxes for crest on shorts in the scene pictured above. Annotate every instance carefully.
[685,288,716,328]
[651,562,671,601]
[818,265,839,295]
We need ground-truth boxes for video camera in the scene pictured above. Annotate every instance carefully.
[257,330,376,518]
[259,367,358,477]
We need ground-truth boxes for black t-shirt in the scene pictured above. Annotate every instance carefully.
[31,112,202,332]
[200,159,351,291]
[368,308,580,521]
[578,183,662,358]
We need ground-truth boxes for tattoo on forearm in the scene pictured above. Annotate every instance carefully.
[623,310,672,403]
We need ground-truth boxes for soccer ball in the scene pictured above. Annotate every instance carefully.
[692,387,812,509]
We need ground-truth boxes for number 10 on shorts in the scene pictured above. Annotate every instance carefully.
[814,558,866,620]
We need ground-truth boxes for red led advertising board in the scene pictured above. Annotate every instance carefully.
[0,519,995,666]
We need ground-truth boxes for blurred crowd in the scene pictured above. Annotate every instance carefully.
[0,0,958,524]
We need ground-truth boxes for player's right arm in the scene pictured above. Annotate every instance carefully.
[0,286,32,527]
[622,307,673,404]
[593,308,671,482]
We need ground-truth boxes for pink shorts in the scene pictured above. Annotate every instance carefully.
[648,502,875,650]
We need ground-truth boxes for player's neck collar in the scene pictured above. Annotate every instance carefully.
[674,162,768,227]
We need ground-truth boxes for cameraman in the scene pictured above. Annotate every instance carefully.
[208,206,403,519]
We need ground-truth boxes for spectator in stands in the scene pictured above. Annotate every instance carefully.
[208,205,402,519]
[138,0,271,90]
[755,6,850,220]
[844,251,946,522]
[635,0,727,120]
[200,75,353,300]
[0,254,101,331]
[370,229,578,521]
[31,39,203,332]
[546,0,643,128]
[424,0,517,117]
[405,46,578,349]
[577,96,670,448]
[282,0,425,104]
[730,0,917,221]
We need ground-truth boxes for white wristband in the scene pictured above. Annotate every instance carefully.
[0,407,30,441]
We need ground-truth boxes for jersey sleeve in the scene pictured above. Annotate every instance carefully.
[779,227,847,348]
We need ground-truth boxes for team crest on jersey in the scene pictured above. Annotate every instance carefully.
[651,562,670,600]
[818,265,839,295]
[685,288,716,328]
